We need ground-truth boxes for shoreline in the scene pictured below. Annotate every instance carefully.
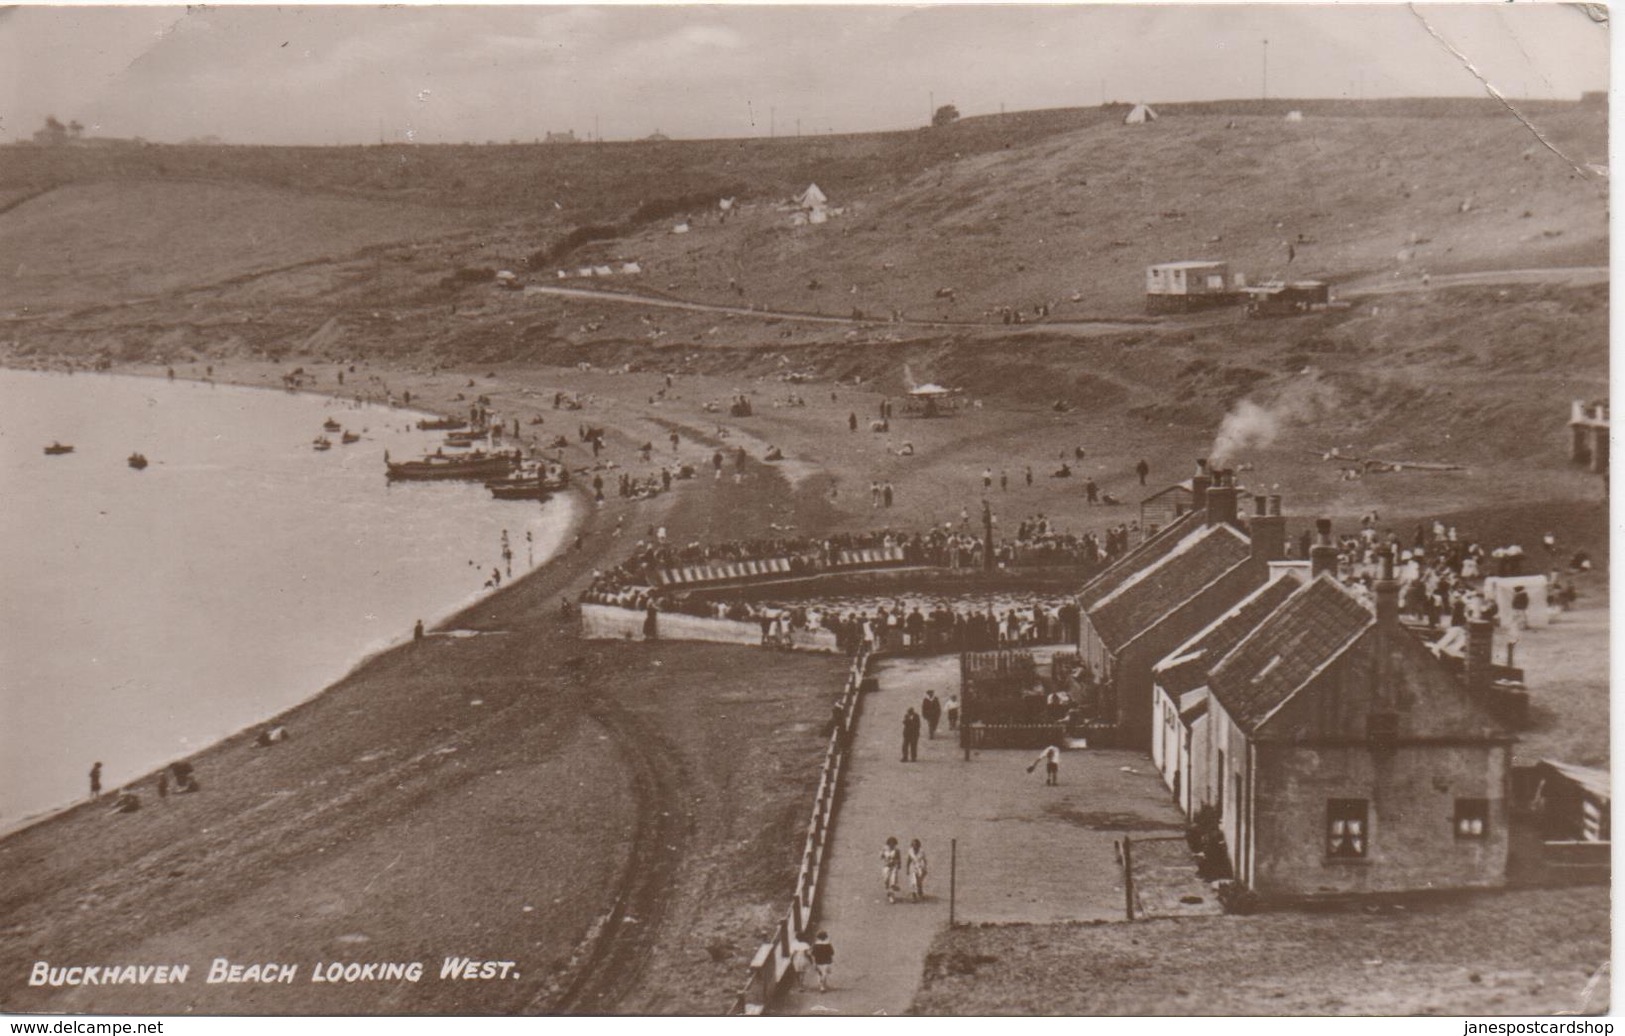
[0,362,597,840]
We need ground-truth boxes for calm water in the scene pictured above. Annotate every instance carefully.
[0,369,573,824]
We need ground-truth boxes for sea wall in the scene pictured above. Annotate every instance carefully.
[578,604,840,652]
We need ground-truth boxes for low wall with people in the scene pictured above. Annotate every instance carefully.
[732,650,870,1015]
[578,604,839,652]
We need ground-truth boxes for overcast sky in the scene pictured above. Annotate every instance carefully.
[0,4,1609,145]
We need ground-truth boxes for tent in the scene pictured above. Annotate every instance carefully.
[795,183,828,210]
[1284,110,1305,122]
[1123,103,1158,125]
[620,261,642,275]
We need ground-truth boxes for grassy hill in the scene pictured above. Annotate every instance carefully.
[0,99,1608,512]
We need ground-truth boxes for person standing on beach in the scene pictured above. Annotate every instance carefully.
[880,838,903,903]
[946,693,961,731]
[811,931,835,991]
[413,619,424,643]
[901,708,921,761]
[89,761,102,799]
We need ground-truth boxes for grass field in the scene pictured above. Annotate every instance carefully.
[912,886,1611,1015]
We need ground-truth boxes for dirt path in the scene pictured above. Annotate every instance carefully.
[520,283,1148,335]
[1340,265,1608,296]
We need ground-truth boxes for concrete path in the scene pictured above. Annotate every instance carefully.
[780,652,1194,1016]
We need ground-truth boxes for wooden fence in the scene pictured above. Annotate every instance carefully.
[730,647,871,1015]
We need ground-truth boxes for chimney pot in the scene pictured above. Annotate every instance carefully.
[1254,494,1269,517]
[1267,494,1282,517]
[1310,517,1338,578]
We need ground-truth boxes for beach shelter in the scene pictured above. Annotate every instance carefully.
[1124,104,1158,125]
[1284,110,1305,122]
[795,183,828,210]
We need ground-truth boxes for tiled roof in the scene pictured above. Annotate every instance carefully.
[1154,575,1304,695]
[1088,524,1254,651]
[1079,509,1204,609]
[1207,575,1374,734]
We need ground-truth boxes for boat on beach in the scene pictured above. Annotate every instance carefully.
[385,449,521,482]
[43,442,75,455]
[322,418,342,432]
[341,431,360,445]
[485,462,569,500]
[127,452,148,470]
[313,436,333,451]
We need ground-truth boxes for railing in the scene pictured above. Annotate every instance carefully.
[731,647,871,1015]
[961,722,1065,750]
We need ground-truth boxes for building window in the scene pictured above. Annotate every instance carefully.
[1454,798,1490,839]
[1327,799,1368,858]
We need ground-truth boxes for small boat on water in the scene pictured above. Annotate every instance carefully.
[341,431,360,445]
[485,463,568,501]
[385,449,520,482]
[128,453,149,470]
[322,418,342,432]
[313,436,333,451]
[417,416,467,431]
[43,442,75,456]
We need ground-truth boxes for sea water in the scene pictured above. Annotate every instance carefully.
[0,369,573,824]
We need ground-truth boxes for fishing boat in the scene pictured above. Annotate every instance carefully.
[385,449,520,482]
[416,416,467,431]
[128,453,148,470]
[322,418,342,432]
[313,436,333,451]
[43,442,75,455]
[444,428,490,446]
[341,431,360,445]
[486,463,568,501]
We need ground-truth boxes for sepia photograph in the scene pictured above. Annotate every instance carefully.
[0,2,1611,1023]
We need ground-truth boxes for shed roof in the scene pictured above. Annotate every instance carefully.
[1538,759,1611,803]
[1154,573,1305,696]
[1089,523,1254,652]
[1079,508,1204,609]
[1206,575,1374,735]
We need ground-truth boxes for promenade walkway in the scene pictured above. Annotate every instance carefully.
[779,651,1196,1016]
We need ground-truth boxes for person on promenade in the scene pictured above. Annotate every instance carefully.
[1028,744,1061,786]
[921,691,943,740]
[789,932,813,990]
[89,761,102,799]
[880,838,903,903]
[811,931,835,991]
[901,708,921,762]
[946,694,961,732]
[907,839,929,902]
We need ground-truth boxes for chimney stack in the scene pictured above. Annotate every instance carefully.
[1206,469,1239,528]
[1464,619,1494,696]
[1374,546,1400,626]
[1191,458,1211,512]
[1249,493,1286,562]
[1310,518,1338,579]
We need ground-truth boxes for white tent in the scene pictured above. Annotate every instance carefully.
[795,183,828,210]
[620,261,642,275]
[1284,110,1305,122]
[1123,103,1158,125]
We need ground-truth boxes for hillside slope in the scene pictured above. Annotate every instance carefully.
[570,109,1606,318]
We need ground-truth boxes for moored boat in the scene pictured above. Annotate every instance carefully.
[313,436,333,451]
[341,431,360,445]
[43,442,75,455]
[416,416,467,431]
[322,418,342,432]
[128,453,148,470]
[385,449,520,482]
